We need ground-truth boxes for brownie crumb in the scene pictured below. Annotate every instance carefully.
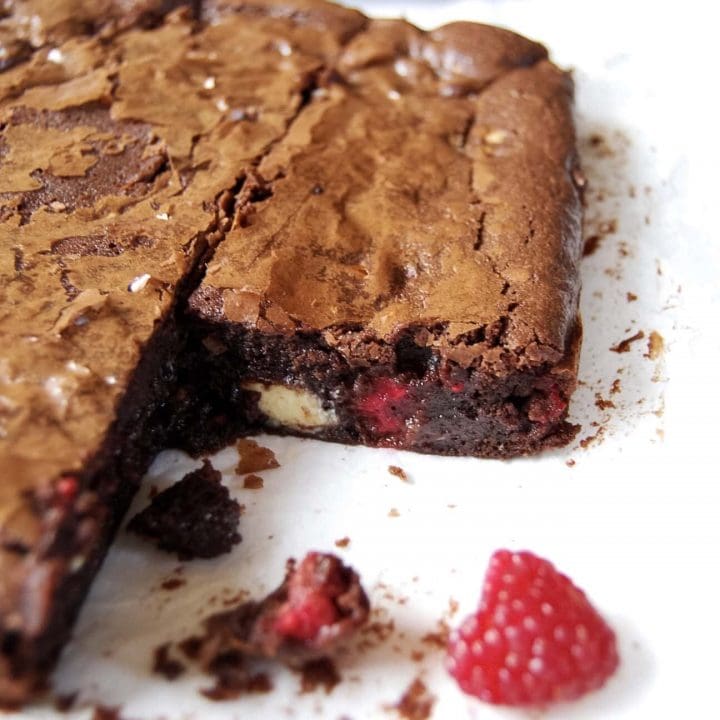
[92,707,122,720]
[54,692,78,712]
[610,330,645,353]
[201,657,272,701]
[160,577,186,591]
[242,473,264,489]
[626,291,638,302]
[582,234,601,257]
[389,678,436,720]
[421,619,450,649]
[610,378,622,395]
[298,657,341,694]
[335,537,351,548]
[178,635,203,661]
[579,425,606,449]
[152,643,185,681]
[236,438,280,475]
[127,460,241,559]
[645,330,664,360]
[594,393,616,411]
[388,465,409,482]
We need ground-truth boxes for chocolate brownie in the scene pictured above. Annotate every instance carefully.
[188,18,583,457]
[0,0,365,702]
[0,0,582,703]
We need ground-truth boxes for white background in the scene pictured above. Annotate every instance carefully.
[13,1,720,718]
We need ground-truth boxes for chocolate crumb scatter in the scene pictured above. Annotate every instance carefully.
[236,438,280,475]
[242,473,264,489]
[389,678,436,720]
[610,330,645,354]
[160,577,186,591]
[298,657,341,694]
[178,636,203,661]
[152,643,185,681]
[335,537,350,548]
[92,707,122,720]
[594,393,616,411]
[645,331,665,360]
[388,465,409,481]
[421,619,450,650]
[610,378,622,395]
[201,663,273,701]
[127,460,241,559]
[579,425,606,449]
[626,291,638,302]
[54,692,78,712]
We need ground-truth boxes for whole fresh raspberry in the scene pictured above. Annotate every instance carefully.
[446,550,619,706]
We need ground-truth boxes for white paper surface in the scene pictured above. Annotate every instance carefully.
[11,1,720,718]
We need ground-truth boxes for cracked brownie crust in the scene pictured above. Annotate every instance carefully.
[0,0,582,703]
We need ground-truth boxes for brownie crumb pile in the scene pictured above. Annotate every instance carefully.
[166,552,369,700]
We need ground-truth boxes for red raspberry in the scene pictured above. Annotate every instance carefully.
[56,475,79,504]
[356,378,409,435]
[446,550,618,706]
[273,552,342,643]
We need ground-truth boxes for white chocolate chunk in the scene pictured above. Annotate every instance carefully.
[243,382,337,429]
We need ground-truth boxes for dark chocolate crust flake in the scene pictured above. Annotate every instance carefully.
[0,0,582,702]
[127,460,241,559]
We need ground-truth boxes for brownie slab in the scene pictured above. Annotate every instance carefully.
[0,0,365,703]
[0,0,583,705]
[188,18,584,457]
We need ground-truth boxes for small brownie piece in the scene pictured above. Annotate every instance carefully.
[192,552,369,666]
[178,552,369,700]
[127,460,241,560]
[188,18,584,458]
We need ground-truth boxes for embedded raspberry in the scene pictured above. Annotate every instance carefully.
[527,385,567,424]
[273,552,345,642]
[56,475,79,504]
[273,592,338,642]
[356,378,409,434]
[446,550,618,706]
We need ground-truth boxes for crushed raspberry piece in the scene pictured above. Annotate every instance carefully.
[450,381,465,393]
[273,552,348,643]
[274,592,338,642]
[446,550,618,706]
[356,378,409,434]
[56,475,79,504]
[527,385,567,424]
